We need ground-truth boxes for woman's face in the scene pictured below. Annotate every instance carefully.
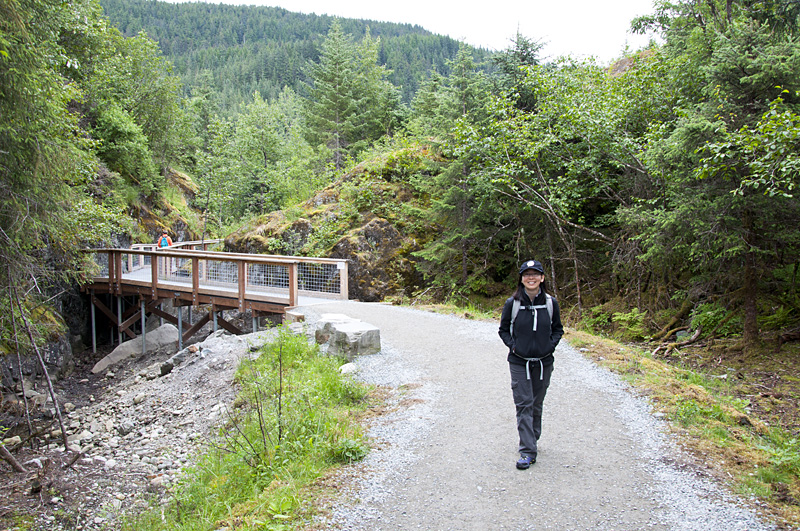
[521,270,544,292]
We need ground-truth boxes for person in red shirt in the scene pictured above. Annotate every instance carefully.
[158,232,173,248]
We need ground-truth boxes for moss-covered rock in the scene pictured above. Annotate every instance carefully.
[225,145,440,301]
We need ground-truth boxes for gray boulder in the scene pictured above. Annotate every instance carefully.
[91,324,179,374]
[314,313,380,360]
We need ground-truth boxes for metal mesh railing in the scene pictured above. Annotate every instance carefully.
[298,262,342,295]
[156,255,193,282]
[204,259,239,289]
[89,249,348,300]
[247,263,290,292]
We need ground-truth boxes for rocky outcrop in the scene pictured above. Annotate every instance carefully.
[223,147,435,302]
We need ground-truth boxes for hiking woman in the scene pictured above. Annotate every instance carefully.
[498,259,564,470]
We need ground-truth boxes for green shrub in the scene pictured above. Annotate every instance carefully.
[611,308,648,341]
[690,302,741,337]
[581,306,612,334]
[124,328,371,530]
[758,305,797,331]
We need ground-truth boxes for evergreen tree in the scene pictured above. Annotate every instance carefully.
[413,44,494,291]
[303,19,359,169]
[304,20,403,168]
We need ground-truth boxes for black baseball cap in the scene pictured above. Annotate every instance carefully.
[518,260,544,275]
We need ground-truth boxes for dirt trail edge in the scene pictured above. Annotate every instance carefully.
[297,301,776,531]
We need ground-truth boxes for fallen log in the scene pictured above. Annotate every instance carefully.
[652,326,703,357]
[651,299,694,341]
[779,329,800,346]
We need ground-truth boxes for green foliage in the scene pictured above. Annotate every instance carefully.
[125,328,370,530]
[580,307,613,335]
[611,308,649,341]
[100,0,489,112]
[304,20,403,169]
[758,432,800,476]
[328,437,369,463]
[758,305,796,331]
[690,302,741,338]
[93,105,159,195]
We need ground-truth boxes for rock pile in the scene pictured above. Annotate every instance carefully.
[4,311,382,530]
[9,328,280,530]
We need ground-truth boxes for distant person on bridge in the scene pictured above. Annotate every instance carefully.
[498,259,564,470]
[158,231,173,248]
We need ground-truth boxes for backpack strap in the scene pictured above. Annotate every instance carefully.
[510,294,553,334]
[510,298,521,337]
[545,293,553,321]
[509,293,555,381]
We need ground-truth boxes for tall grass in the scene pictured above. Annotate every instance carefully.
[123,328,371,531]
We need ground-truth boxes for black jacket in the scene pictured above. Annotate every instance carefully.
[498,289,564,366]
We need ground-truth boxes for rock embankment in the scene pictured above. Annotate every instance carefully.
[4,328,281,530]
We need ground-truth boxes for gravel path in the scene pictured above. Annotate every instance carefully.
[296,301,776,531]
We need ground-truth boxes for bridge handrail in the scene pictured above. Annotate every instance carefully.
[131,239,224,253]
[87,247,348,305]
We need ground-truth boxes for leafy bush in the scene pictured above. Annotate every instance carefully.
[580,306,612,335]
[758,305,797,331]
[93,105,160,196]
[611,308,648,341]
[690,302,741,337]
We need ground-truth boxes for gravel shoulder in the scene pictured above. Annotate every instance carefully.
[297,301,777,531]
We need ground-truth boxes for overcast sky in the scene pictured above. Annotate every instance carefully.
[181,0,659,64]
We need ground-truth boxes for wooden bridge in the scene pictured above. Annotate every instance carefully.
[83,240,348,352]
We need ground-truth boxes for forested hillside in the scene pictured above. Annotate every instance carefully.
[99,0,490,113]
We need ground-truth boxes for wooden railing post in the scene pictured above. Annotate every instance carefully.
[114,251,123,295]
[151,251,159,299]
[107,251,115,294]
[192,257,199,305]
[339,260,349,300]
[288,262,298,306]
[238,260,246,311]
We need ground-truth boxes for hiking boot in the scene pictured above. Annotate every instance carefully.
[516,454,535,470]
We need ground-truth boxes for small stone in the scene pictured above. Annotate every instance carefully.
[339,363,358,375]
[3,436,21,447]
[133,393,146,405]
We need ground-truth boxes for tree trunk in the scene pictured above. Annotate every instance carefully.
[12,286,71,452]
[545,222,558,298]
[742,208,759,347]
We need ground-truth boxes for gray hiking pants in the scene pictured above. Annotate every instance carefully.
[509,361,553,458]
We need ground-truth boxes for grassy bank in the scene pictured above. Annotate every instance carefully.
[123,329,373,531]
[566,329,800,529]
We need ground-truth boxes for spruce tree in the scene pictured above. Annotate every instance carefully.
[303,19,359,169]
